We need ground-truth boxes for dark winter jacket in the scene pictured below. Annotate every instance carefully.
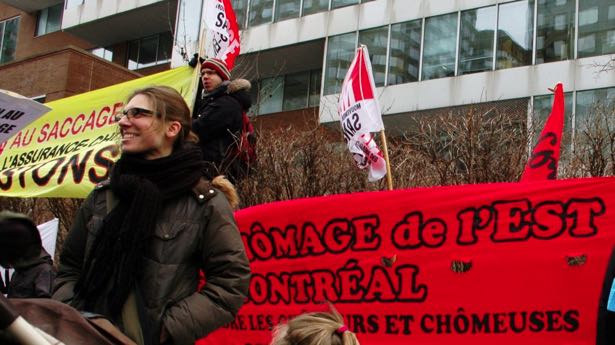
[7,248,55,298]
[53,176,250,345]
[192,79,252,169]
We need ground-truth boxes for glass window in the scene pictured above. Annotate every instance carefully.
[531,92,573,151]
[91,47,114,61]
[283,71,310,111]
[575,88,615,134]
[388,20,421,85]
[31,95,46,103]
[578,0,615,58]
[332,0,359,9]
[579,7,599,26]
[358,26,388,87]
[303,0,329,16]
[535,0,574,63]
[36,3,62,36]
[0,17,19,64]
[127,32,172,70]
[496,0,534,70]
[175,0,202,55]
[128,40,139,70]
[275,0,300,22]
[324,32,356,95]
[157,32,173,62]
[309,69,322,107]
[65,0,84,9]
[248,80,260,115]
[458,6,496,75]
[259,76,284,114]
[249,0,274,27]
[422,13,457,81]
[231,0,248,29]
[139,35,159,68]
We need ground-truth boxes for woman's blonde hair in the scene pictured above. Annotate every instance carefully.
[127,86,199,148]
[270,307,360,345]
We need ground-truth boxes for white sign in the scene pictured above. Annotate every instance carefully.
[0,89,51,146]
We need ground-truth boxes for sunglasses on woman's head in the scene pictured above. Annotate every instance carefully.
[113,107,155,122]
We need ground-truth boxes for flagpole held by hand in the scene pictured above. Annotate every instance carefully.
[187,28,207,114]
[379,129,393,191]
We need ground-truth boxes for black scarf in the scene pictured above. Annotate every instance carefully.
[75,144,203,316]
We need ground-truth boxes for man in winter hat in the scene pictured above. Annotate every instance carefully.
[193,58,252,181]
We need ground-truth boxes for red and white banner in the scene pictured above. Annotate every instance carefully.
[198,177,615,345]
[521,83,565,182]
[203,0,240,70]
[338,45,386,181]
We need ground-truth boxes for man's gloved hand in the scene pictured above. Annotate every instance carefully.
[188,53,199,68]
[188,53,207,68]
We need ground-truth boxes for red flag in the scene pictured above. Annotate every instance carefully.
[521,83,565,181]
[203,0,240,70]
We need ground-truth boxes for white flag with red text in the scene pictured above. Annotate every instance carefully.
[338,46,386,182]
[203,0,240,69]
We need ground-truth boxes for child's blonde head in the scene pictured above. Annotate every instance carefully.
[270,307,360,345]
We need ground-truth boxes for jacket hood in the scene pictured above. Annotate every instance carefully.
[0,211,42,263]
[212,175,239,209]
[0,210,34,224]
[227,79,252,111]
[226,79,251,94]
[13,248,53,269]
[204,79,252,111]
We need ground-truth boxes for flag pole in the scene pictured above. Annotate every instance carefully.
[379,129,393,190]
[188,21,208,113]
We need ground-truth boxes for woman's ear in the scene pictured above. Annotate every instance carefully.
[166,121,182,140]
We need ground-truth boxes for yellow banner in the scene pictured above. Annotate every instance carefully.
[0,66,197,198]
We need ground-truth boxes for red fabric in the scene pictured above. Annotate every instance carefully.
[521,83,565,181]
[197,177,615,345]
[222,0,239,70]
[353,47,374,101]
[197,270,206,291]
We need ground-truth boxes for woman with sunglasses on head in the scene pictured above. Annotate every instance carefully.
[52,86,251,345]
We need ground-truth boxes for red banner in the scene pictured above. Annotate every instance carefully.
[198,177,615,345]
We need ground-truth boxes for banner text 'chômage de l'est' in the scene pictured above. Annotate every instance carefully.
[240,197,604,305]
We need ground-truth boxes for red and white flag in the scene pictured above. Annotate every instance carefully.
[203,0,240,70]
[338,45,386,182]
[521,83,565,182]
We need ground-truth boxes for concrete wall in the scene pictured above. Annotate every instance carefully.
[62,0,164,28]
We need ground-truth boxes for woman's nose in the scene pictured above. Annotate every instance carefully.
[117,115,131,126]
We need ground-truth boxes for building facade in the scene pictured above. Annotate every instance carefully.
[0,0,177,101]
[207,0,614,146]
[1,0,614,141]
